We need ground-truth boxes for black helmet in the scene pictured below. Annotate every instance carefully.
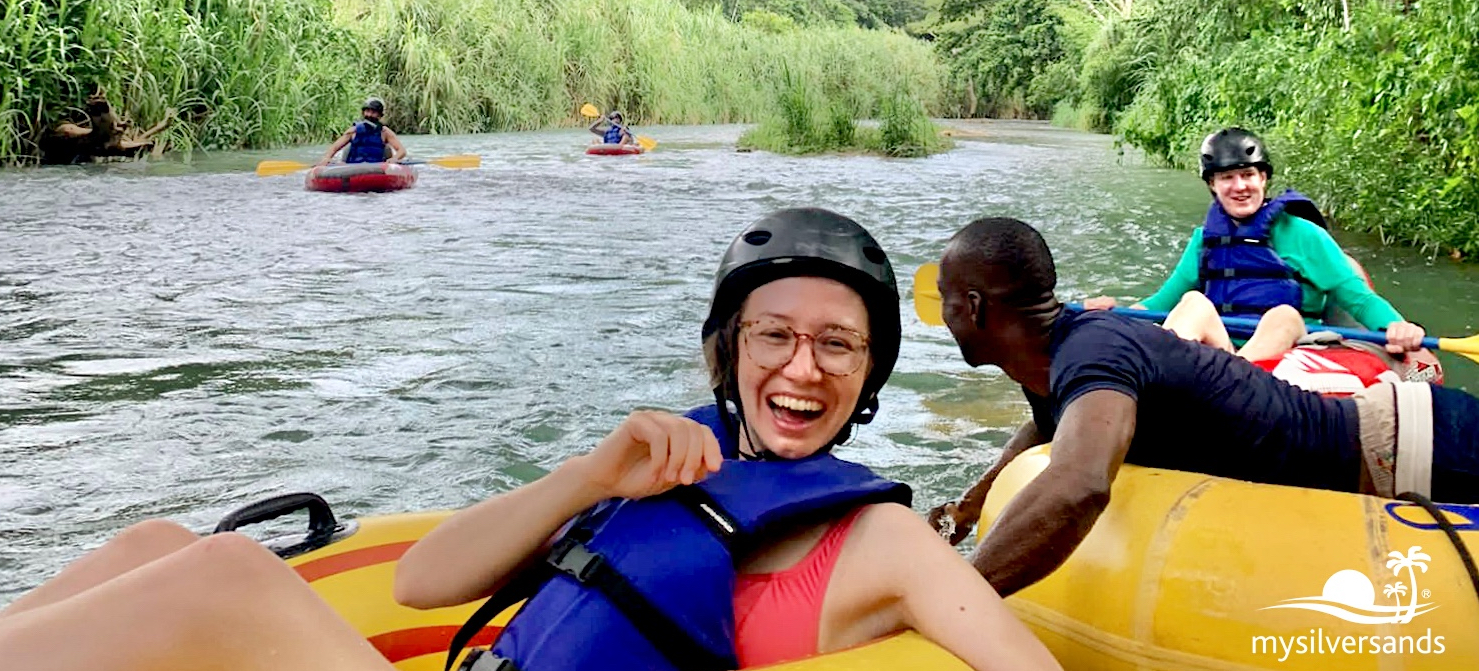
[362,97,385,114]
[608,110,624,121]
[1200,127,1272,181]
[703,207,900,432]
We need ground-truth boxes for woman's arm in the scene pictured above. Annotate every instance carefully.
[395,411,722,609]
[589,119,607,135]
[870,505,1063,671]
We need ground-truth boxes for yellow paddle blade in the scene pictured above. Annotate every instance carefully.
[1437,335,1479,364]
[580,103,600,118]
[636,135,657,152]
[256,160,311,177]
[913,263,945,326]
[428,154,481,169]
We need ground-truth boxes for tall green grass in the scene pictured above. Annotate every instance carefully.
[1,0,944,163]
[738,69,950,157]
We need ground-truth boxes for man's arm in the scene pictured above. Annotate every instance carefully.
[1137,233,1203,312]
[318,129,353,165]
[383,128,407,163]
[968,389,1136,597]
[928,419,1043,545]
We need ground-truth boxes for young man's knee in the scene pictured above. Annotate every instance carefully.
[1177,291,1212,307]
[1261,304,1303,325]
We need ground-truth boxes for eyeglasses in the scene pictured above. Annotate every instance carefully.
[740,319,870,377]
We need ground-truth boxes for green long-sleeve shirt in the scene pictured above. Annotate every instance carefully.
[1140,212,1405,329]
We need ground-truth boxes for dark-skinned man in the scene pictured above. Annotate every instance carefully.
[926,217,1479,598]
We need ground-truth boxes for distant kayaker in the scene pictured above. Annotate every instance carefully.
[1083,127,1424,362]
[317,97,407,165]
[589,110,635,145]
[926,216,1479,598]
[0,209,1060,671]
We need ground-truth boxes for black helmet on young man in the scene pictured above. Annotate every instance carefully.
[704,207,900,433]
[362,97,386,114]
[1200,127,1272,181]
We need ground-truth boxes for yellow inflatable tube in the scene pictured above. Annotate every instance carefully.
[979,445,1479,670]
[278,509,969,671]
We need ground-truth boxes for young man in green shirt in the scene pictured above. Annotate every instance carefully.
[1085,128,1425,360]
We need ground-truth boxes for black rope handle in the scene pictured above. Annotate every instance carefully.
[1395,491,1479,607]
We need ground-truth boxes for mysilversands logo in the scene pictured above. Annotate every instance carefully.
[1252,546,1447,662]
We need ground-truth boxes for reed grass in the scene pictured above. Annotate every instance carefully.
[1,0,944,163]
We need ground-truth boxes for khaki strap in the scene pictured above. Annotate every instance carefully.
[1394,382,1435,497]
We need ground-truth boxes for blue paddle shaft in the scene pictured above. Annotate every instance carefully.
[1062,303,1436,350]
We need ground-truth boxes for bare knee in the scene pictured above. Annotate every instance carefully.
[178,532,291,582]
[1177,291,1213,309]
[111,519,199,554]
[1261,304,1305,328]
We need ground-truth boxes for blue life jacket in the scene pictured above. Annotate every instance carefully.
[451,405,912,671]
[1198,189,1326,320]
[345,120,387,164]
[603,125,626,145]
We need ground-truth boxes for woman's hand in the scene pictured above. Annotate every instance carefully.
[1385,321,1426,353]
[1082,296,1117,311]
[577,411,724,501]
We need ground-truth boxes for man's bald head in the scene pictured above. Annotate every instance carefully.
[941,217,1057,307]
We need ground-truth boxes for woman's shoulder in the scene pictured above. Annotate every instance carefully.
[846,502,950,556]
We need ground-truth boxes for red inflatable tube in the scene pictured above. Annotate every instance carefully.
[586,143,643,156]
[306,162,417,193]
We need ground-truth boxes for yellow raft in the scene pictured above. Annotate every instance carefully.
[249,502,969,671]
[979,445,1479,670]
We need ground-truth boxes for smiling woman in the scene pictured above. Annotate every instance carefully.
[0,208,1060,671]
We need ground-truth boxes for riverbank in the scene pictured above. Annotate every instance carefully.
[1,0,943,164]
[932,0,1479,258]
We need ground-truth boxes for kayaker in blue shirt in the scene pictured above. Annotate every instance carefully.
[589,110,635,146]
[317,97,407,165]
[926,216,1479,598]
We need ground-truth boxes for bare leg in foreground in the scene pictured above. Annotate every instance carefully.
[0,523,393,671]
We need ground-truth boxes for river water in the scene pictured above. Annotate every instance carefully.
[3,121,1477,604]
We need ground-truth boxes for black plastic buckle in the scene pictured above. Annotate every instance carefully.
[458,649,519,671]
[548,537,604,583]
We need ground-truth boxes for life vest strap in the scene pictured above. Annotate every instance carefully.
[1200,266,1296,280]
[1202,234,1270,248]
[1214,301,1324,319]
[547,536,738,671]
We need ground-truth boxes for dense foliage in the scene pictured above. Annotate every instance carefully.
[0,0,943,162]
[932,0,1479,255]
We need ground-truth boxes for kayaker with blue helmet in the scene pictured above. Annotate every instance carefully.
[589,110,635,146]
[0,209,1060,671]
[317,97,407,166]
[1084,127,1425,361]
[928,217,1479,598]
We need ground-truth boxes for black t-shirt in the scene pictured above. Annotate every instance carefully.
[1024,311,1362,491]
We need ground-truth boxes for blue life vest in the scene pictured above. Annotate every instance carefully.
[1198,189,1325,320]
[456,405,911,671]
[603,125,626,145]
[345,120,387,164]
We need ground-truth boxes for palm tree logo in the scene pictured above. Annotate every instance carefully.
[1386,546,1432,624]
[1262,546,1438,624]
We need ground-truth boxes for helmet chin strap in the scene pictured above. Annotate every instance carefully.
[723,398,781,461]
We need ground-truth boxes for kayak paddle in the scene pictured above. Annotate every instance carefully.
[911,262,1479,364]
[580,103,657,152]
[255,154,480,177]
